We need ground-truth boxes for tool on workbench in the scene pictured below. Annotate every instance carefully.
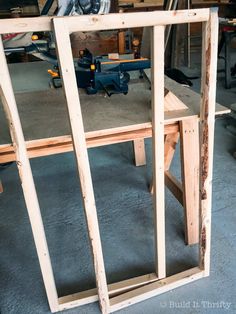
[41,0,110,16]
[4,0,148,96]
[4,31,149,96]
[48,49,151,96]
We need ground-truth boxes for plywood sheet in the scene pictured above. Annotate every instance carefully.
[0,78,229,145]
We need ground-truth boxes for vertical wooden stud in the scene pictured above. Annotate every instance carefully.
[151,25,166,279]
[52,20,109,314]
[199,8,219,276]
[180,118,199,245]
[0,37,59,312]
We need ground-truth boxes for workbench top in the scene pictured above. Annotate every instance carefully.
[0,77,229,146]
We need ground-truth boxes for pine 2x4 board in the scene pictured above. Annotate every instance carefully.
[0,8,218,314]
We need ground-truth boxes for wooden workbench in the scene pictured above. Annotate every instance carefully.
[0,77,229,162]
[0,76,230,246]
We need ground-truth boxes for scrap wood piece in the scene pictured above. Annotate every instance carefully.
[164,87,187,111]
[144,69,230,116]
[134,2,164,7]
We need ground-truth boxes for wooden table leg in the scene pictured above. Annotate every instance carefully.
[150,127,199,246]
[150,132,179,193]
[133,139,146,166]
[180,118,199,245]
[163,132,183,204]
[164,133,179,170]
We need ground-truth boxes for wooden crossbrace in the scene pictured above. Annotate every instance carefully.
[0,7,218,314]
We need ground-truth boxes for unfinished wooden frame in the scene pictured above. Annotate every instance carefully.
[0,8,218,314]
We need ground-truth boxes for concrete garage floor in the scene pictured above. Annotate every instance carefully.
[0,59,236,314]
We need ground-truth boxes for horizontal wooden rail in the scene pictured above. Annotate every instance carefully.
[0,9,210,34]
[58,273,158,311]
[58,267,204,312]
[62,9,210,32]
[109,267,204,312]
[0,123,179,163]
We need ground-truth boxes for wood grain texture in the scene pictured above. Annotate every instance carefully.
[0,123,180,163]
[61,9,210,32]
[110,267,204,311]
[58,273,158,311]
[180,118,200,245]
[0,9,210,35]
[199,8,219,276]
[151,25,166,279]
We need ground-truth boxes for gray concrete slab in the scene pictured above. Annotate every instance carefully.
[0,60,236,314]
